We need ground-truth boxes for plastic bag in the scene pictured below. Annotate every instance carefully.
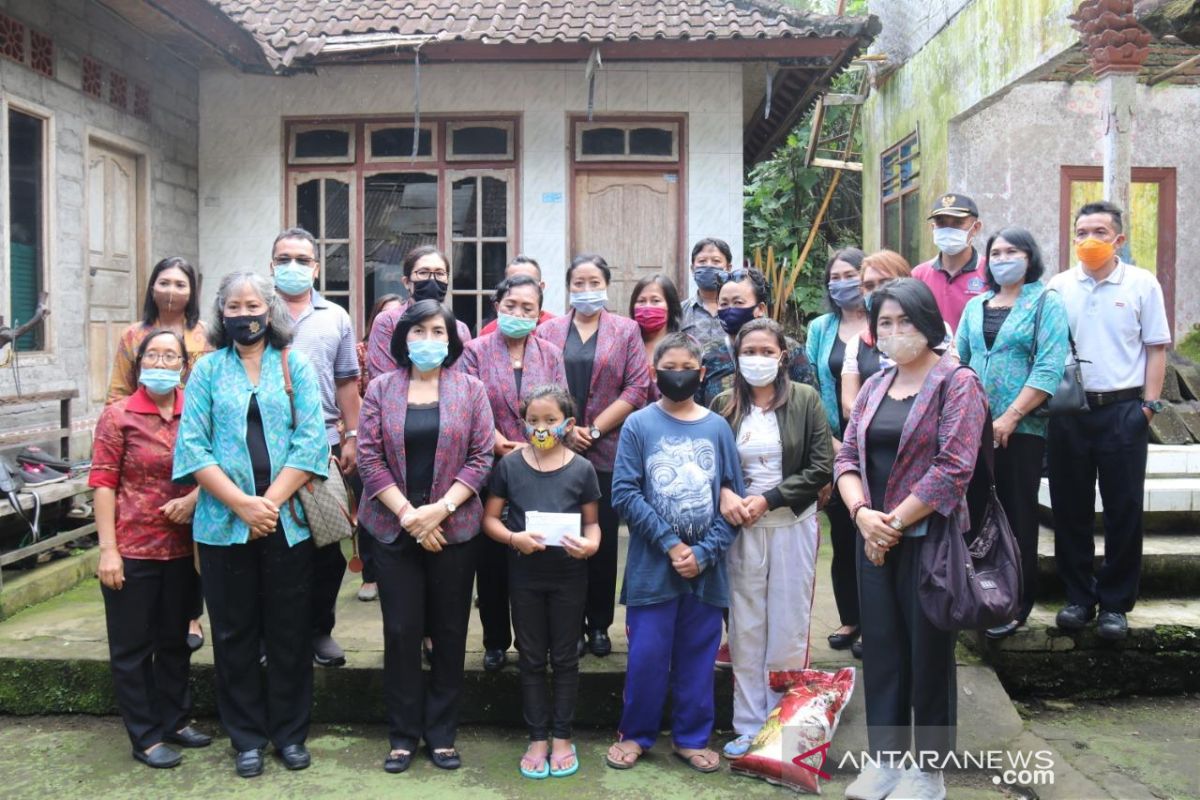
[731,667,856,794]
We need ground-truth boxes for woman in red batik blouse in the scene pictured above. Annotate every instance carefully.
[90,330,213,769]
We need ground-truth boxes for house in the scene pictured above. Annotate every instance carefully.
[861,0,1199,341]
[0,0,876,447]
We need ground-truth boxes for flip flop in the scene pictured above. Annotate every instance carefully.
[605,741,642,770]
[520,746,550,780]
[673,747,720,773]
[550,744,579,778]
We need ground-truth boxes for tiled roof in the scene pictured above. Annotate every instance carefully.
[209,0,873,68]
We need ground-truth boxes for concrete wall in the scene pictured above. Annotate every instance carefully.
[0,0,198,428]
[862,0,1078,262]
[869,0,974,68]
[198,61,744,314]
[954,80,1200,341]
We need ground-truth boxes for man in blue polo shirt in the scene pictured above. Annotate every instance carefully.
[912,192,988,332]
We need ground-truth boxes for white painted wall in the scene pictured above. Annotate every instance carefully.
[198,61,744,316]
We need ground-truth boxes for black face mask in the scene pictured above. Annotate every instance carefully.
[656,369,702,402]
[224,312,269,346]
[410,278,449,303]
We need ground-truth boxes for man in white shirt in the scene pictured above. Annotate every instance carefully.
[1046,201,1171,641]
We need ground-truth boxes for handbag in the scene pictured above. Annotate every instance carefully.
[1029,289,1089,417]
[918,367,1023,632]
[280,348,356,548]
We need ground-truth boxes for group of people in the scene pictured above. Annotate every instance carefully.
[88,190,1169,800]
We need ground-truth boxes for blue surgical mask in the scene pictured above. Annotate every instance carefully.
[273,261,315,296]
[408,339,448,372]
[717,305,757,336]
[570,290,607,316]
[828,278,863,310]
[497,313,538,339]
[139,368,181,395]
[692,266,726,292]
[988,257,1027,287]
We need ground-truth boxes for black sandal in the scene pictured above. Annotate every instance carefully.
[428,746,461,770]
[384,749,412,773]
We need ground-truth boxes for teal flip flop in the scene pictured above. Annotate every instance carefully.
[520,751,550,780]
[550,744,579,778]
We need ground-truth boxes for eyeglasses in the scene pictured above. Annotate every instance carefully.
[723,269,753,284]
[412,269,449,281]
[141,352,183,367]
[272,256,315,266]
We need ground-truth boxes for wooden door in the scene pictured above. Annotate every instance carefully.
[573,170,680,310]
[86,143,140,404]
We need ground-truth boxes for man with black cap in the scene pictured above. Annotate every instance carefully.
[912,192,988,331]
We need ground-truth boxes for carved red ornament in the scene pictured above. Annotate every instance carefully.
[30,29,53,77]
[82,56,103,97]
[1070,0,1152,76]
[0,13,25,64]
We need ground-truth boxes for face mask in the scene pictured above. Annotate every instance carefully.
[524,420,570,450]
[633,306,668,334]
[570,290,608,315]
[656,368,702,402]
[1075,237,1116,270]
[139,368,181,395]
[497,313,537,339]
[738,355,780,387]
[828,278,864,310]
[224,312,269,346]
[717,305,757,336]
[863,292,875,313]
[410,278,449,303]
[154,286,186,315]
[693,266,726,292]
[408,339,448,372]
[273,261,315,296]
[933,226,971,256]
[988,257,1027,286]
[877,332,927,365]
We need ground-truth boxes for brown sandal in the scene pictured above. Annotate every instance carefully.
[606,740,643,769]
[673,747,720,773]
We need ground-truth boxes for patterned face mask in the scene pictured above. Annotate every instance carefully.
[525,420,570,450]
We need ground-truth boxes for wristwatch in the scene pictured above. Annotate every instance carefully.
[443,499,458,515]
[888,516,906,533]
[589,425,602,440]
[1142,399,1165,414]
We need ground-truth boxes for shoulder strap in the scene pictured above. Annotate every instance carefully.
[937,364,996,480]
[279,347,297,427]
[1028,287,1080,366]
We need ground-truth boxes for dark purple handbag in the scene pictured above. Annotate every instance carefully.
[918,368,1023,632]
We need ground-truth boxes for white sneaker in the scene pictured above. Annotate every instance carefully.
[886,768,946,800]
[844,765,904,800]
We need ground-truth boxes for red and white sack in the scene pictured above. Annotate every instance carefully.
[730,667,856,794]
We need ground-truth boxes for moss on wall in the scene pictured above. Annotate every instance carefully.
[863,0,1079,256]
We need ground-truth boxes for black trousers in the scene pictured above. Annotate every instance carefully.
[311,443,349,635]
[994,432,1045,623]
[582,470,619,634]
[511,566,588,740]
[377,533,479,751]
[102,555,196,751]
[1047,398,1148,613]
[477,534,512,652]
[857,534,957,761]
[826,487,861,629]
[189,571,204,620]
[199,531,314,752]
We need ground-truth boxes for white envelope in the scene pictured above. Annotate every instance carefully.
[525,511,581,547]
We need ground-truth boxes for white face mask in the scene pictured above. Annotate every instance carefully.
[738,355,780,387]
[933,226,971,256]
[876,332,927,365]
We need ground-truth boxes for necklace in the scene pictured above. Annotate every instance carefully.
[531,445,567,472]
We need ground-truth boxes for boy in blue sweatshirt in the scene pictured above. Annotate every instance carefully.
[606,333,744,773]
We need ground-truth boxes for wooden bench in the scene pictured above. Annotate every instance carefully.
[0,389,94,592]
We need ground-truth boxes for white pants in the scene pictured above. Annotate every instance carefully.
[728,512,820,735]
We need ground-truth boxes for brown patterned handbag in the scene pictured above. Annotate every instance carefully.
[280,348,355,548]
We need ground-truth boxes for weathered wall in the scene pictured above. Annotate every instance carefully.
[198,62,744,315]
[862,0,1078,262]
[954,80,1199,341]
[0,0,198,432]
[869,0,974,68]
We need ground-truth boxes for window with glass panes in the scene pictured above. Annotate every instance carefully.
[880,132,920,268]
[285,117,517,335]
[3,105,48,351]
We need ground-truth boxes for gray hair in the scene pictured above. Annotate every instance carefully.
[208,271,293,350]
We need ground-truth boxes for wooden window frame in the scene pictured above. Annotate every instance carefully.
[446,120,515,162]
[879,131,920,266]
[287,170,355,307]
[575,120,680,163]
[283,115,521,332]
[445,169,516,329]
[0,95,54,355]
[288,123,356,165]
[364,122,438,163]
[1059,165,1177,332]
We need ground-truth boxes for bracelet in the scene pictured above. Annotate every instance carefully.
[850,499,869,522]
[1006,405,1025,418]
[508,531,518,551]
[396,501,411,520]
